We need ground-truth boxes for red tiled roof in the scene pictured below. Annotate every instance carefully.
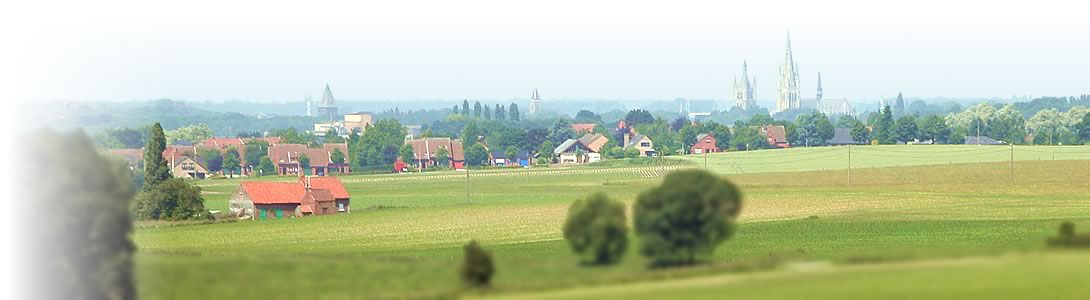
[268,143,349,165]
[571,123,597,133]
[406,138,465,162]
[304,177,350,199]
[759,125,788,144]
[308,189,336,202]
[240,181,307,204]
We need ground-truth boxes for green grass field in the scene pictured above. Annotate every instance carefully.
[133,145,1090,299]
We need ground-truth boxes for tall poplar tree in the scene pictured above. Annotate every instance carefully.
[143,122,171,189]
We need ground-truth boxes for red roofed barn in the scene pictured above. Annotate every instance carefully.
[229,176,351,219]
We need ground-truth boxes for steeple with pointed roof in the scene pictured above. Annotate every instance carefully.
[317,84,339,121]
[775,32,802,114]
[816,72,823,102]
[733,61,757,111]
[528,88,542,114]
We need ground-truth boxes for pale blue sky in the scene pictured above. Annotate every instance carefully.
[6,0,1088,104]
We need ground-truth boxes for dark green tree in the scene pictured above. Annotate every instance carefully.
[483,104,492,120]
[222,147,242,177]
[496,104,507,120]
[133,178,206,221]
[452,105,460,115]
[1079,114,1090,143]
[197,147,224,173]
[505,146,519,164]
[874,106,896,144]
[634,169,743,267]
[547,118,577,145]
[462,100,470,116]
[355,119,407,171]
[574,110,602,123]
[143,122,171,189]
[243,140,269,168]
[624,109,655,127]
[624,147,641,158]
[464,144,488,166]
[563,192,629,265]
[257,156,276,176]
[538,140,555,163]
[509,103,520,121]
[460,240,495,287]
[297,153,310,175]
[436,147,450,166]
[473,101,482,118]
[916,114,951,143]
[462,121,483,147]
[330,147,346,165]
[893,115,919,143]
[399,143,416,163]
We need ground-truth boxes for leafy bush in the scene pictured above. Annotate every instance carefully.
[133,178,207,221]
[460,240,495,287]
[563,192,629,265]
[634,169,743,267]
[624,147,641,158]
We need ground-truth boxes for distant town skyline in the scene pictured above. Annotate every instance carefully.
[7,1,1088,104]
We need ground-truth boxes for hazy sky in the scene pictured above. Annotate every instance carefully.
[5,0,1088,104]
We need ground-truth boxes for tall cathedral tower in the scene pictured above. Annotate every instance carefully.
[528,88,542,114]
[775,32,802,114]
[733,61,757,111]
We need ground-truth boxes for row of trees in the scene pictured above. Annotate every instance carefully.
[453,100,522,121]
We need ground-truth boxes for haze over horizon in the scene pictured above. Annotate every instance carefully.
[6,0,1088,104]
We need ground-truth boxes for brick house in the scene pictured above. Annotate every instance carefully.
[229,176,351,219]
[623,134,656,157]
[571,123,597,134]
[268,143,351,176]
[199,137,281,175]
[405,137,465,170]
[691,132,720,154]
[759,125,791,148]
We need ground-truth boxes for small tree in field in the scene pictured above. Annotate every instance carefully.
[634,169,743,267]
[563,192,629,265]
[460,240,494,287]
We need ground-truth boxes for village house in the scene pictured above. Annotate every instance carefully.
[405,137,466,170]
[578,133,609,153]
[759,125,791,148]
[110,146,213,179]
[268,143,351,176]
[489,150,511,167]
[229,176,351,219]
[554,139,598,164]
[691,132,720,154]
[623,134,656,157]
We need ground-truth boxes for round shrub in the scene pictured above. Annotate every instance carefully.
[563,192,629,265]
[459,240,494,287]
[634,169,743,267]
[1059,221,1076,238]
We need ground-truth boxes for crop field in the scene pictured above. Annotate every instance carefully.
[133,145,1090,299]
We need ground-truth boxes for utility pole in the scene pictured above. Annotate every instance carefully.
[848,144,852,185]
[465,164,470,203]
[1010,144,1014,183]
[703,150,708,169]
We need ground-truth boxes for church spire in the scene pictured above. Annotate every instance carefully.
[816,72,823,101]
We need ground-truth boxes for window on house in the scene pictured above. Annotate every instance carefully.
[640,142,650,147]
[338,203,345,212]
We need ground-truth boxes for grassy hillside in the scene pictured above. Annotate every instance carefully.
[134,146,1090,299]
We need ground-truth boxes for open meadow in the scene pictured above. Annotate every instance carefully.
[133,145,1090,299]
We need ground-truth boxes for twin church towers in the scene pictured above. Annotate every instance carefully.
[733,32,811,115]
